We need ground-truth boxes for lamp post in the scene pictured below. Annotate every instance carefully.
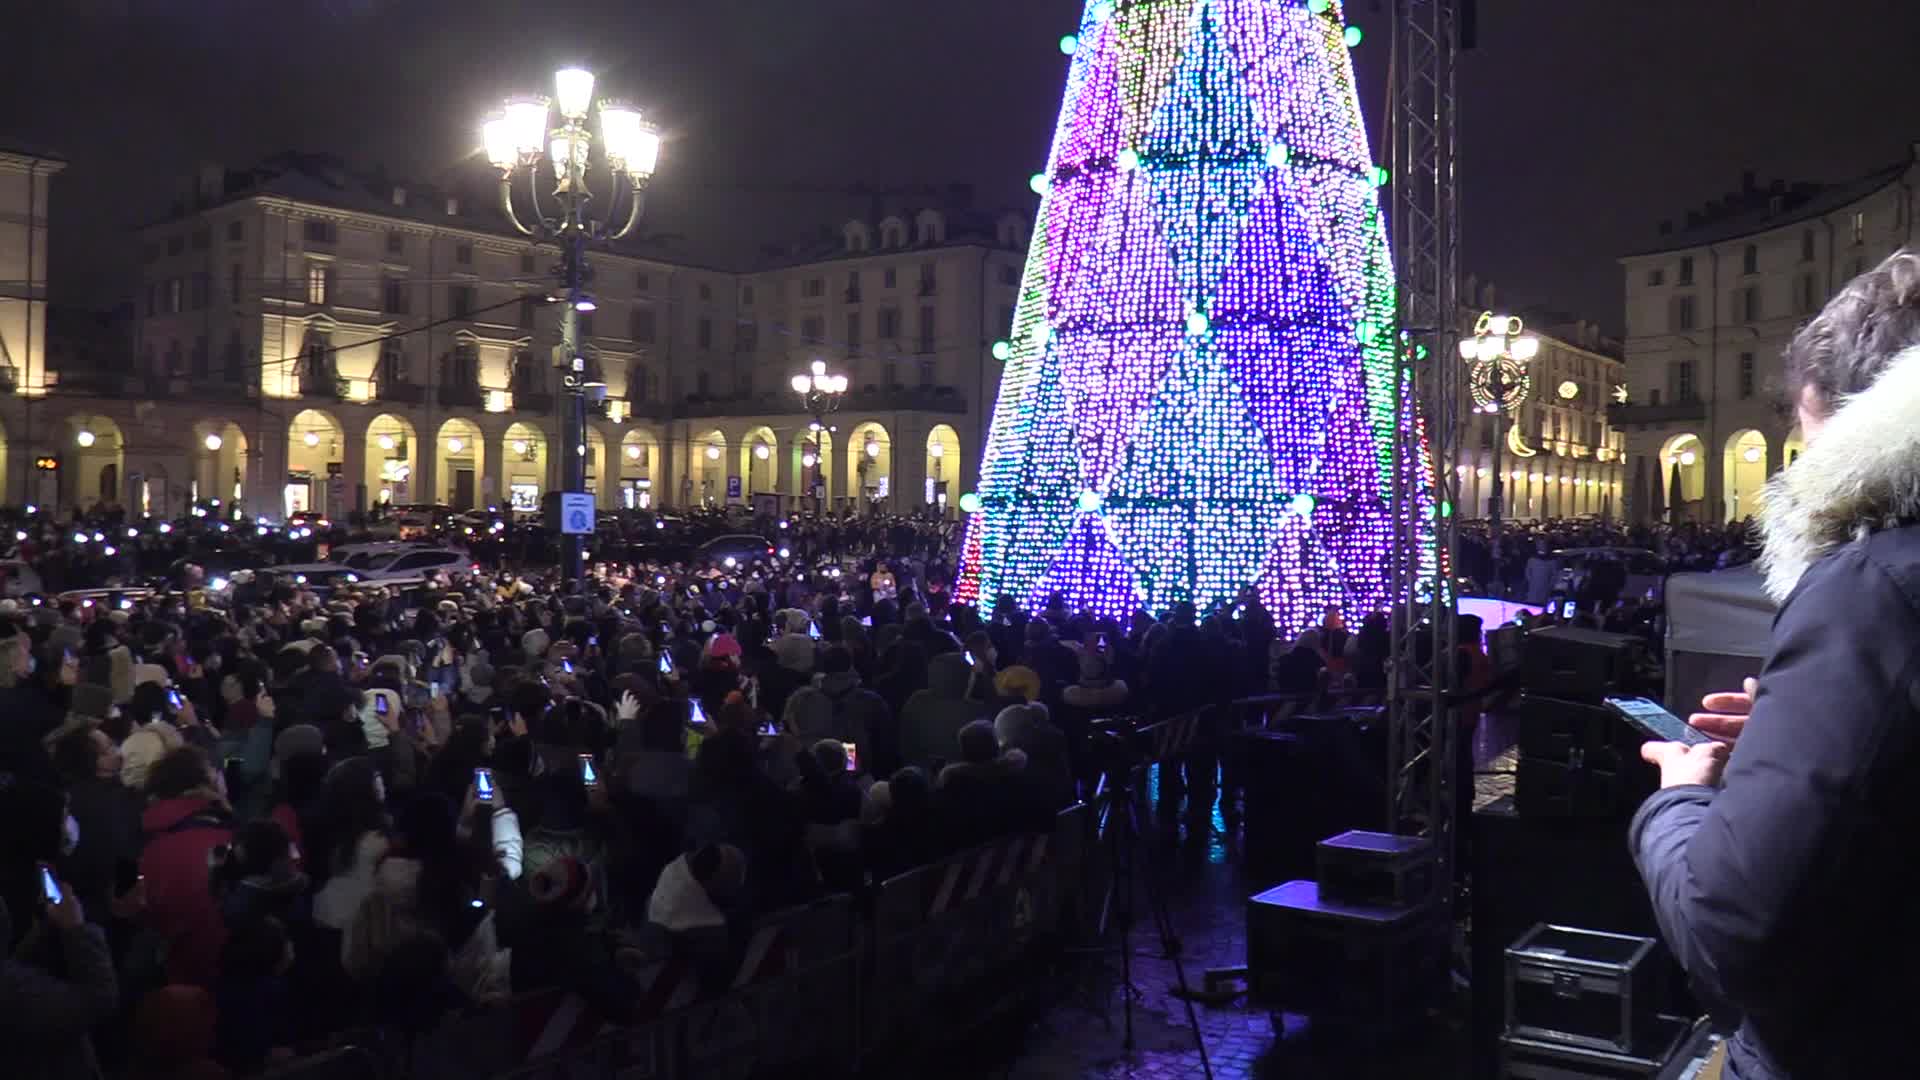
[483,68,662,583]
[1461,311,1539,557]
[791,359,848,513]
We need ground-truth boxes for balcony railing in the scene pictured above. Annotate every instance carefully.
[300,375,351,400]
[676,383,966,419]
[1608,399,1706,425]
[515,390,555,413]
[438,384,485,409]
[376,381,425,406]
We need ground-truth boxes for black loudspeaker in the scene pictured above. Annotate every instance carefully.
[1522,626,1646,702]
[1470,797,1694,1079]
[1514,695,1655,819]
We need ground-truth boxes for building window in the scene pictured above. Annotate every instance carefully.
[1739,352,1755,398]
[697,318,713,349]
[1674,294,1696,331]
[307,264,330,305]
[517,295,537,329]
[741,285,755,306]
[190,272,209,310]
[738,371,755,397]
[303,220,337,245]
[845,312,862,356]
[1677,255,1694,286]
[1742,243,1758,275]
[846,271,862,303]
[1738,285,1760,323]
[695,371,711,396]
[450,284,474,318]
[191,336,209,377]
[229,263,242,301]
[386,231,404,255]
[631,308,656,344]
[1797,274,1819,313]
[1851,255,1867,279]
[191,228,209,251]
[695,282,712,302]
[636,271,650,292]
[919,359,935,386]
[884,359,898,387]
[1000,264,1021,287]
[919,262,937,295]
[448,342,478,387]
[917,305,936,353]
[802,278,825,299]
[1800,229,1815,262]
[166,234,184,256]
[737,322,759,352]
[377,341,407,387]
[227,221,244,243]
[1851,210,1866,244]
[883,267,897,289]
[383,277,409,315]
[1670,360,1696,403]
[165,340,182,375]
[224,337,245,381]
[455,242,473,265]
[801,316,825,344]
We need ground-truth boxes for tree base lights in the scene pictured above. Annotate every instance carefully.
[955,0,1436,633]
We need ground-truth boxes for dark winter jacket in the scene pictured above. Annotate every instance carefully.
[0,896,119,1080]
[1629,345,1920,1080]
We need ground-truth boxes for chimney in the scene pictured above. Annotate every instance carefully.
[445,195,460,216]
[1484,283,1498,309]
[196,162,224,206]
[1463,273,1479,307]
[392,186,407,207]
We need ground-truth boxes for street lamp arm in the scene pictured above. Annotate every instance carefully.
[499,173,536,237]
[606,176,648,241]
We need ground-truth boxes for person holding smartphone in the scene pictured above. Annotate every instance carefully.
[0,851,119,1080]
[1631,252,1920,1080]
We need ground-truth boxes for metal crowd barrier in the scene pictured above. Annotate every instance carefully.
[391,804,1095,1079]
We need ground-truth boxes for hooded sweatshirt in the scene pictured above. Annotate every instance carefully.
[897,652,984,771]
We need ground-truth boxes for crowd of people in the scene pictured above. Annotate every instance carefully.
[1454,517,1757,598]
[0,506,1315,1080]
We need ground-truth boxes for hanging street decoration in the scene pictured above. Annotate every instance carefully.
[953,0,1436,633]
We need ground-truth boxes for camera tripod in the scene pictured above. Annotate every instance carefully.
[1087,761,1215,1080]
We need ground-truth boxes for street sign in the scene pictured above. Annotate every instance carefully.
[559,492,595,535]
[726,475,743,499]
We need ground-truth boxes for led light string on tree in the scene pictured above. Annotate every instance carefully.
[959,0,1424,633]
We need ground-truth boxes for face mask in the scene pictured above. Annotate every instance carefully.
[62,813,81,856]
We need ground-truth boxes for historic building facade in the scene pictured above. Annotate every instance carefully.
[1615,147,1920,523]
[3,153,1029,521]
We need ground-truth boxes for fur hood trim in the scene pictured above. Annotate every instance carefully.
[1758,344,1920,603]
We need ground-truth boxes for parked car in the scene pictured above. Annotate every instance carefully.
[696,533,776,568]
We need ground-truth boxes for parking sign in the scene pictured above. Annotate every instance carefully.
[559,492,596,535]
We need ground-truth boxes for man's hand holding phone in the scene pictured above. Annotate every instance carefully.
[1688,677,1758,745]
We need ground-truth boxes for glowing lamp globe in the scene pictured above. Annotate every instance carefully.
[705,445,721,461]
[204,434,223,451]
[304,432,321,448]
[447,438,464,454]
[625,445,642,460]
[991,340,1013,361]
[959,493,982,513]
[75,429,96,448]
[553,67,596,120]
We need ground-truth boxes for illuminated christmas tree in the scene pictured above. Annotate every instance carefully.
[955,0,1434,633]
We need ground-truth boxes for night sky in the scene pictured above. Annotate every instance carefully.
[5,0,1918,334]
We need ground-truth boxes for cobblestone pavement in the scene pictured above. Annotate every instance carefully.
[926,716,1526,1079]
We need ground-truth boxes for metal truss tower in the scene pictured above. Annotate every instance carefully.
[1386,0,1463,876]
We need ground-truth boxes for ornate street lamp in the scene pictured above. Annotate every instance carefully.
[791,359,848,509]
[1460,311,1538,551]
[482,67,662,581]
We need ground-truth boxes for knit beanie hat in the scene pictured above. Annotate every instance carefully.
[273,723,326,767]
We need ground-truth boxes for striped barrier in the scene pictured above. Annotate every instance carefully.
[403,808,1095,1079]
